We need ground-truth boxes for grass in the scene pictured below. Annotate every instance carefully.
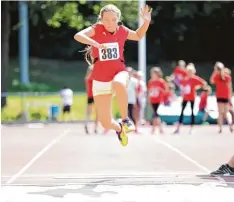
[9,57,233,92]
[8,58,90,92]
[1,94,120,121]
[5,57,233,121]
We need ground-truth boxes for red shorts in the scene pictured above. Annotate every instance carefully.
[91,60,126,82]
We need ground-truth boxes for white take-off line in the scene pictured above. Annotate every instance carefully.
[153,136,211,173]
[6,128,71,184]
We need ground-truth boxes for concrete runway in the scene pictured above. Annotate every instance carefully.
[1,123,234,202]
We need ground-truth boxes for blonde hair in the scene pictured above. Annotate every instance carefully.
[178,60,186,67]
[85,65,93,79]
[214,61,224,70]
[224,67,231,75]
[151,67,163,78]
[186,63,196,74]
[85,4,121,65]
[98,4,121,22]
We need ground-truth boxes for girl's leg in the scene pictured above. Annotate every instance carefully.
[189,101,195,134]
[94,94,120,130]
[202,110,209,122]
[91,101,98,133]
[151,104,160,134]
[93,80,128,146]
[94,94,127,146]
[229,109,234,125]
[113,71,135,133]
[174,100,187,133]
[139,100,146,125]
[85,101,92,134]
[217,102,224,133]
[128,104,135,124]
[134,101,140,133]
[228,155,234,168]
[223,103,233,133]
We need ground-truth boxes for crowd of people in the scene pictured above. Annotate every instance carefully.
[84,60,234,135]
[74,4,234,176]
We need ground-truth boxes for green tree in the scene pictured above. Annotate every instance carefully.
[42,0,139,30]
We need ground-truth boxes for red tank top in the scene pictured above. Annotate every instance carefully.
[90,24,129,82]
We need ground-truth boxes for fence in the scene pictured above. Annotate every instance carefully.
[2,91,234,124]
[1,92,98,122]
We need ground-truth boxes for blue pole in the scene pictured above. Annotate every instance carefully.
[19,1,29,84]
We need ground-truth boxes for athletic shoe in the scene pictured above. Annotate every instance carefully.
[122,119,135,133]
[210,164,234,176]
[116,123,128,146]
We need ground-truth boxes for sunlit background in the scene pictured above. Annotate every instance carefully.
[1,0,234,123]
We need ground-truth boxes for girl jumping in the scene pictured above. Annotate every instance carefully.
[74,4,152,146]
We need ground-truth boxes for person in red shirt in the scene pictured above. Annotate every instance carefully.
[174,63,206,134]
[198,86,212,124]
[170,60,187,89]
[148,67,167,134]
[210,62,233,133]
[173,60,187,80]
[84,65,98,134]
[74,4,152,146]
[163,83,175,106]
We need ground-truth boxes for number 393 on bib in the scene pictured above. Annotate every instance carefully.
[98,42,120,62]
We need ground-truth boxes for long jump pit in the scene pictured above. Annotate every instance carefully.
[1,123,234,202]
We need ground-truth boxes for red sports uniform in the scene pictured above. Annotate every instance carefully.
[212,73,231,99]
[180,75,205,101]
[90,24,129,82]
[148,79,167,104]
[163,90,173,104]
[85,76,93,98]
[174,66,187,80]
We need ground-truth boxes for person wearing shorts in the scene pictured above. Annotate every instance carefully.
[60,86,74,121]
[74,4,152,146]
[210,62,233,133]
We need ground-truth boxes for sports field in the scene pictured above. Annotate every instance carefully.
[1,123,234,202]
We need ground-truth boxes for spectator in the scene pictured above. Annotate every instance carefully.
[60,86,74,121]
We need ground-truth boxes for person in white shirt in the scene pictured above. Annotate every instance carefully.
[135,70,147,125]
[60,86,74,121]
[127,67,138,132]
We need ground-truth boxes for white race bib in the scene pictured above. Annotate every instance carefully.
[182,85,191,94]
[177,74,183,80]
[149,88,159,97]
[98,42,120,61]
